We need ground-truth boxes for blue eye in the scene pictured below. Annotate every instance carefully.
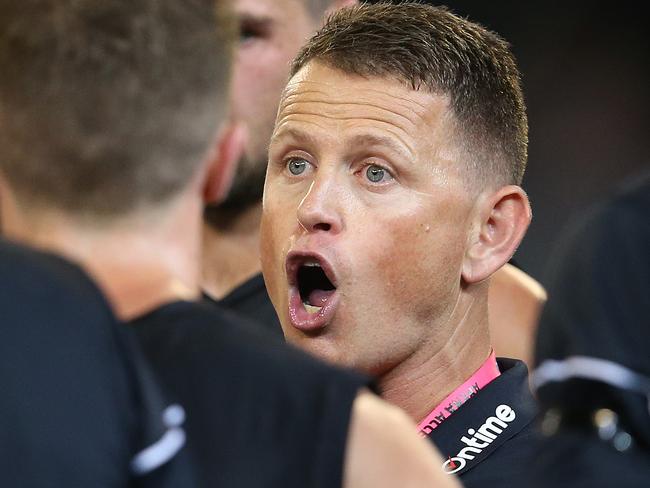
[366,165,387,183]
[288,158,308,175]
[238,18,269,44]
[238,24,258,43]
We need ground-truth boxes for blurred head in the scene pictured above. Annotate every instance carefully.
[207,0,352,216]
[260,3,530,373]
[0,0,235,222]
[533,176,650,442]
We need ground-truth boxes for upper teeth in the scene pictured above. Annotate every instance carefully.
[303,261,321,267]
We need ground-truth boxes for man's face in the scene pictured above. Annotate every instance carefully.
[261,62,478,375]
[223,0,320,208]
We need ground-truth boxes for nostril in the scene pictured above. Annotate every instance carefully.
[313,222,331,231]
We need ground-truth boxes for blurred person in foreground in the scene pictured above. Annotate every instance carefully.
[0,1,455,487]
[261,3,539,486]
[529,174,650,487]
[0,240,192,487]
[201,0,545,365]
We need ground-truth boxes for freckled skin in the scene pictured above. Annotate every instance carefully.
[261,62,478,376]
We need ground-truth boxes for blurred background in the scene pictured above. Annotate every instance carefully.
[371,0,649,283]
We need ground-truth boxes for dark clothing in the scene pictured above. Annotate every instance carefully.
[530,174,650,487]
[530,412,650,488]
[535,173,650,373]
[207,273,283,339]
[535,174,650,441]
[427,358,538,488]
[0,240,191,488]
[131,299,369,488]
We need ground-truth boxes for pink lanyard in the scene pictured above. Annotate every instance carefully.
[418,351,500,437]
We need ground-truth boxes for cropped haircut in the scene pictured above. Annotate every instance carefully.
[0,0,234,218]
[291,2,528,187]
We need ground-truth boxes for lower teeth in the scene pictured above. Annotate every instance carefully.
[304,304,322,314]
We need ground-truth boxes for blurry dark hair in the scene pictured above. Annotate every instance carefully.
[0,0,234,219]
[291,2,528,188]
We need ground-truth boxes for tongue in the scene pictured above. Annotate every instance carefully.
[308,289,333,307]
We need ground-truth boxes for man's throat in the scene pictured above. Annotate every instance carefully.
[417,351,500,436]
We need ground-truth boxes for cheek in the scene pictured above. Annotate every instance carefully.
[260,190,296,301]
[238,42,295,89]
[353,211,467,312]
[236,44,275,76]
[260,213,282,299]
[231,51,283,117]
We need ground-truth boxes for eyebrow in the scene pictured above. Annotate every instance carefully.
[236,13,274,32]
[270,127,318,147]
[347,134,413,158]
[238,12,271,22]
[271,128,413,158]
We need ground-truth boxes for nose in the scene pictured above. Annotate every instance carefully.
[296,175,343,234]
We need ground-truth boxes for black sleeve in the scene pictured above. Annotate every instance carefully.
[0,241,193,487]
[132,300,371,488]
[306,364,366,488]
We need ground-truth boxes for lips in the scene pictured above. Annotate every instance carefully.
[285,251,340,332]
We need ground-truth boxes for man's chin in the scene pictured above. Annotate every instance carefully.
[287,332,347,367]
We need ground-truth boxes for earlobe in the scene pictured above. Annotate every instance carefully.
[462,186,531,284]
[203,122,248,205]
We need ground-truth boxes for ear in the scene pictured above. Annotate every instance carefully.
[462,185,531,284]
[202,121,247,205]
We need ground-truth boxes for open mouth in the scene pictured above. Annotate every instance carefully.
[297,262,336,314]
[286,252,340,331]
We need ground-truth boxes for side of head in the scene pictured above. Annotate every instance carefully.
[0,0,234,226]
[207,0,356,216]
[260,3,531,373]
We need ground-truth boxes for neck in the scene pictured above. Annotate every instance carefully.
[201,202,263,299]
[378,289,492,423]
[3,197,202,321]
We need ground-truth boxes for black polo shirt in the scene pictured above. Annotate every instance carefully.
[0,240,192,487]
[131,299,370,488]
[207,273,284,339]
[427,358,538,487]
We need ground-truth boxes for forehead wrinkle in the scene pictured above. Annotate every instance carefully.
[276,98,422,156]
[272,117,332,143]
[341,122,416,159]
[273,112,417,159]
[280,82,432,127]
[284,80,431,113]
[279,98,421,134]
[346,133,414,160]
